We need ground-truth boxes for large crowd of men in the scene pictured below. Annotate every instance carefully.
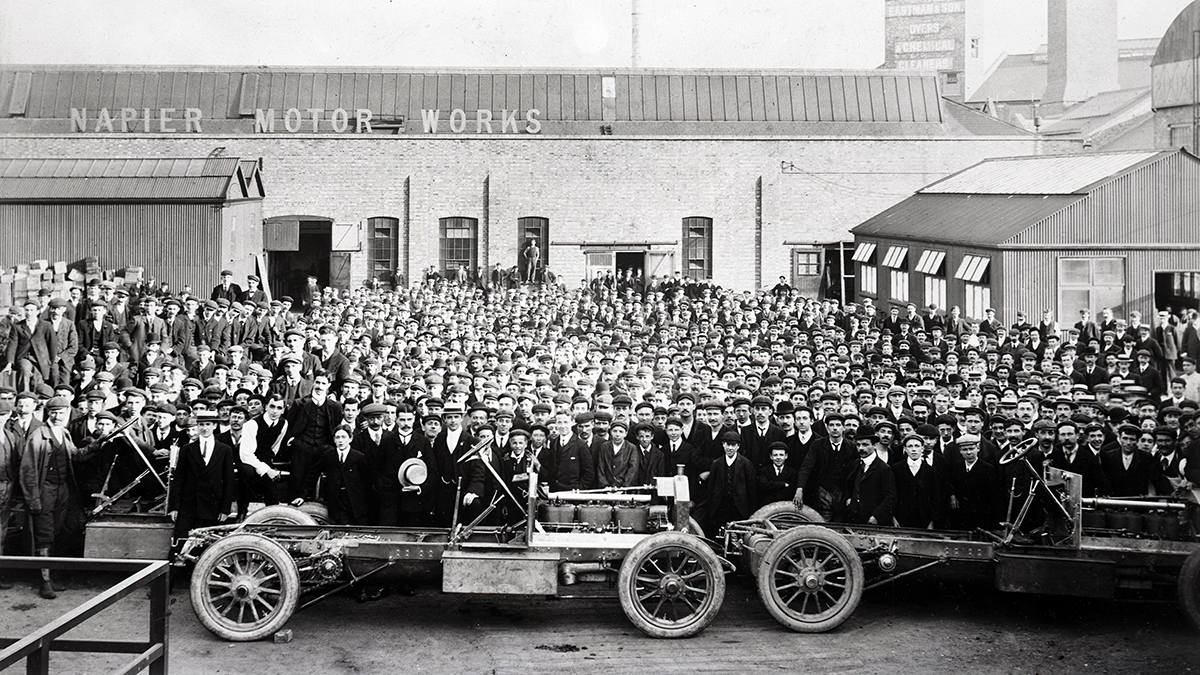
[1,266,1200,602]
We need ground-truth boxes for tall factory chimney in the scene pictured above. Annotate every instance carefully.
[1043,0,1120,109]
[631,0,642,68]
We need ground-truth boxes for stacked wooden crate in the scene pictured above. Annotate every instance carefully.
[0,256,105,307]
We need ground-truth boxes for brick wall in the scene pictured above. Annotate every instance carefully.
[1,133,1057,291]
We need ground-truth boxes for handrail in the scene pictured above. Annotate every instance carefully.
[0,556,169,675]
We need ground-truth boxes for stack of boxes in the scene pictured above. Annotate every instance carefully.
[0,257,144,307]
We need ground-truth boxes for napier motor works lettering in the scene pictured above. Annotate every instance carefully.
[69,107,543,134]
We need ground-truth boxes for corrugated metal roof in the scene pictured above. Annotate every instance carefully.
[0,157,248,201]
[919,150,1166,195]
[0,66,945,125]
[851,194,1083,247]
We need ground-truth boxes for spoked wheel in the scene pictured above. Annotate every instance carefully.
[242,505,318,526]
[756,525,863,633]
[191,534,301,641]
[749,501,825,530]
[1179,550,1200,631]
[618,532,726,638]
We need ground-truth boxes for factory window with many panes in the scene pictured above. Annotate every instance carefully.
[682,217,713,280]
[440,217,478,275]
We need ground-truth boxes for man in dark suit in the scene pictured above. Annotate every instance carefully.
[210,270,244,305]
[795,412,854,520]
[303,423,370,526]
[695,430,757,534]
[947,433,1002,530]
[354,402,399,524]
[596,420,640,488]
[539,411,597,492]
[661,416,702,497]
[841,427,896,525]
[169,411,237,543]
[756,441,798,507]
[283,372,343,500]
[1101,424,1170,497]
[1133,348,1164,400]
[0,400,19,588]
[740,395,786,469]
[632,423,667,486]
[892,433,941,529]
[4,299,56,392]
[1048,420,1109,498]
[1071,347,1109,393]
[429,403,478,526]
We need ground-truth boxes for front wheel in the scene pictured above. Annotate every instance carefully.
[756,525,863,633]
[1179,550,1200,631]
[191,533,301,641]
[618,531,726,638]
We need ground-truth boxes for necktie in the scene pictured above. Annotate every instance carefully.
[202,441,211,465]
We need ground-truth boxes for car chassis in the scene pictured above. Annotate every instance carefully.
[176,439,1200,641]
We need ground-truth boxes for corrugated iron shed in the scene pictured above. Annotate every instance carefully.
[852,194,1083,247]
[918,150,1167,195]
[0,157,246,201]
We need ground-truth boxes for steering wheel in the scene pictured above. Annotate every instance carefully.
[999,437,1038,465]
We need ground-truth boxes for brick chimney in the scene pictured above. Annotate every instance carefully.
[1043,0,1120,110]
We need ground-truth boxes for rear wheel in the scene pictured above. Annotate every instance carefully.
[756,525,863,633]
[296,501,330,526]
[191,534,301,641]
[618,532,725,638]
[243,505,318,526]
[749,501,824,530]
[1179,550,1200,631]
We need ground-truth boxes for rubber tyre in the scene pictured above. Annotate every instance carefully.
[191,533,301,642]
[618,531,726,638]
[681,517,705,539]
[756,525,863,633]
[296,501,330,525]
[749,501,825,530]
[243,505,318,526]
[1178,550,1200,631]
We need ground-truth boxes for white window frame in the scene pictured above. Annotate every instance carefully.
[924,275,946,311]
[965,282,991,320]
[890,269,910,303]
[861,265,878,296]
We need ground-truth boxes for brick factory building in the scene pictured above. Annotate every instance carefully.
[0,66,1063,298]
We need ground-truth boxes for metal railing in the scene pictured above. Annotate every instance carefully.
[0,556,169,675]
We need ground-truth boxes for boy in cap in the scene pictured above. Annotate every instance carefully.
[694,430,757,533]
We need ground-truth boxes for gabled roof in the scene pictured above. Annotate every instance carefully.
[852,194,1084,247]
[0,156,263,201]
[918,150,1167,195]
[851,148,1197,247]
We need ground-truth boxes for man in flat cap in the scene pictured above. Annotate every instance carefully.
[695,430,757,533]
[19,397,86,598]
[4,299,56,393]
[210,270,243,305]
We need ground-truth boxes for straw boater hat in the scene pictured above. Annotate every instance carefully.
[398,458,428,491]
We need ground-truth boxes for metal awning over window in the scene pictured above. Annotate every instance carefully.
[851,242,877,263]
[955,255,991,282]
[915,249,946,275]
[881,245,909,269]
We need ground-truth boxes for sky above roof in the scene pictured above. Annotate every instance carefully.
[0,0,1189,70]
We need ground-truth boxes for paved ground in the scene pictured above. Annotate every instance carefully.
[1,568,1198,675]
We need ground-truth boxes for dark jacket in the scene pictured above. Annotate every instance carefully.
[540,433,597,492]
[948,458,1001,530]
[307,446,372,524]
[695,454,758,525]
[595,440,640,488]
[891,459,941,528]
[842,456,895,525]
[169,438,237,520]
[1100,448,1169,497]
[756,462,798,507]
